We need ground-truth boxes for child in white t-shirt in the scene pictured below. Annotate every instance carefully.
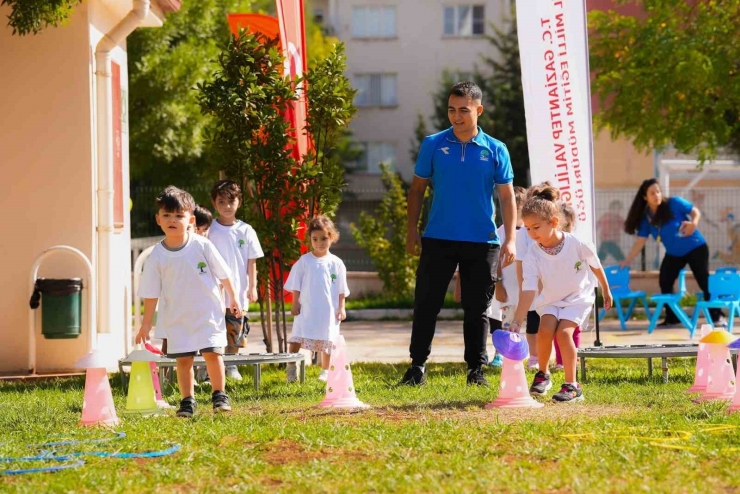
[509,182,612,403]
[136,186,241,418]
[284,215,350,382]
[208,180,265,381]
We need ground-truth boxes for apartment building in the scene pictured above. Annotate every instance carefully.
[313,0,513,184]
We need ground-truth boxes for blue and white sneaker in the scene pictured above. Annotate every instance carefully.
[489,354,504,367]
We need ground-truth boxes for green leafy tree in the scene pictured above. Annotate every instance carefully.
[1,0,81,35]
[429,6,529,186]
[351,163,419,300]
[198,31,301,352]
[127,0,338,237]
[589,0,740,160]
[303,42,357,218]
[199,33,356,351]
[197,262,207,273]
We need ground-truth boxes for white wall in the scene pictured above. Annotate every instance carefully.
[0,1,137,373]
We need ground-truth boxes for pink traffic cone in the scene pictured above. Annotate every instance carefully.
[688,324,714,393]
[80,367,120,427]
[318,335,369,409]
[486,357,544,409]
[698,331,737,402]
[143,344,171,409]
[727,362,740,414]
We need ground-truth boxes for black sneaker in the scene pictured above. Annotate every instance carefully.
[176,397,196,418]
[400,366,426,386]
[552,383,584,403]
[466,367,489,386]
[529,371,553,396]
[212,391,232,412]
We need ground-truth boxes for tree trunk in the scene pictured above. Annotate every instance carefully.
[259,284,272,353]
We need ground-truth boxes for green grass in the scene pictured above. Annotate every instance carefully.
[2,359,739,493]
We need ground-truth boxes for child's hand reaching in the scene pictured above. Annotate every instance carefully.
[230,300,242,317]
[291,300,301,316]
[602,289,613,311]
[336,306,346,322]
[135,324,151,344]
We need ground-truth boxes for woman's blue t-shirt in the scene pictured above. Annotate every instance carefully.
[637,196,706,256]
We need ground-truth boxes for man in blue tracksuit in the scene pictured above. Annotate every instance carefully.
[403,81,517,387]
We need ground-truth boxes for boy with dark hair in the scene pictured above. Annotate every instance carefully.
[208,180,264,380]
[194,204,213,237]
[136,186,240,417]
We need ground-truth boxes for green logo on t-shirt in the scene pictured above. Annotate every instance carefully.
[330,273,337,283]
[197,261,207,274]
[480,149,490,161]
[238,239,245,249]
[574,261,583,272]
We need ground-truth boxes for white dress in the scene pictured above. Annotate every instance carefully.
[207,219,265,309]
[139,234,231,354]
[284,252,350,352]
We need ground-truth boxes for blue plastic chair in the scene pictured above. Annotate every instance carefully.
[690,272,740,332]
[716,266,738,275]
[598,266,650,330]
[647,269,695,336]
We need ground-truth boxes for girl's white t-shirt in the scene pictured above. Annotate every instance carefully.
[285,252,350,343]
[207,220,264,309]
[139,234,231,354]
[488,225,521,319]
[515,226,537,312]
[522,232,601,311]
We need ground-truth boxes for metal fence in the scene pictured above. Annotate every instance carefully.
[131,186,740,272]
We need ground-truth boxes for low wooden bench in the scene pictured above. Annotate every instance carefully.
[578,344,739,383]
[118,353,306,391]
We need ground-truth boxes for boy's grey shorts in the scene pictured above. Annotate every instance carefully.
[166,347,224,358]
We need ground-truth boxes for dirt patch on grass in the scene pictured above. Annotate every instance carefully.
[259,439,371,466]
[294,403,629,425]
[261,439,319,465]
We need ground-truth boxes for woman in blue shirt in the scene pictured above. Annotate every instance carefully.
[620,178,722,326]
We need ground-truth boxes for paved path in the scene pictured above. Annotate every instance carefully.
[243,318,735,365]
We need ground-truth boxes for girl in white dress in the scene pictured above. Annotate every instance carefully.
[509,183,613,403]
[285,216,350,382]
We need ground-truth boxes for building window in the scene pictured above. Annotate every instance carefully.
[353,74,397,107]
[443,5,485,36]
[352,142,396,173]
[313,8,324,25]
[352,6,397,38]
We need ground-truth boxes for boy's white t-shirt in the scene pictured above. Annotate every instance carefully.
[488,225,521,319]
[139,234,232,354]
[284,252,350,343]
[207,219,264,309]
[521,232,601,312]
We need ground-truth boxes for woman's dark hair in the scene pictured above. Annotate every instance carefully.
[623,178,673,235]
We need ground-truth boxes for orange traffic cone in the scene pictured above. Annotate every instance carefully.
[75,350,120,427]
[318,335,369,409]
[688,324,713,394]
[486,331,543,409]
[726,338,740,414]
[698,331,737,402]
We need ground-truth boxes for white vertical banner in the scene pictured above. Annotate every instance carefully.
[516,0,596,244]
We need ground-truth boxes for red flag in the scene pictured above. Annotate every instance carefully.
[275,0,309,160]
[227,13,280,39]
